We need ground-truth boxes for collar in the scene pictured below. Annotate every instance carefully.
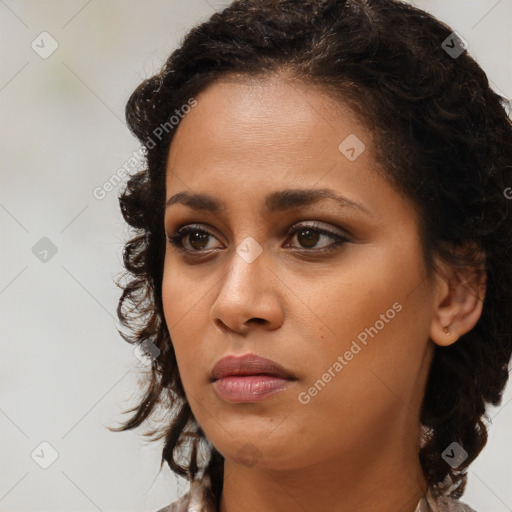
[161,473,477,512]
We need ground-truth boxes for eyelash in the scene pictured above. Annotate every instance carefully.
[166,222,350,257]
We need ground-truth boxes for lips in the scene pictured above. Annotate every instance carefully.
[210,353,296,381]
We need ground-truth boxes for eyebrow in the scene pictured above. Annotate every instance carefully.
[165,188,371,216]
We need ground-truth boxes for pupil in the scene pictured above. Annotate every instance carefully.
[298,228,319,248]
[190,231,209,250]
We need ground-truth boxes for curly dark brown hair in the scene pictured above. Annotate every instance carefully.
[109,0,512,507]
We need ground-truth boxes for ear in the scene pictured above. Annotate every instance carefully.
[429,246,487,347]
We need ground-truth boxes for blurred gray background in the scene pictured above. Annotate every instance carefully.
[0,1,511,511]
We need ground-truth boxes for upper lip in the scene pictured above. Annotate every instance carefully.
[210,353,296,381]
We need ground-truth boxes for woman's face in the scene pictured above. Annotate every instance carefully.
[162,75,439,472]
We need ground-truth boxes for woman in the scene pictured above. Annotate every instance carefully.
[110,1,512,511]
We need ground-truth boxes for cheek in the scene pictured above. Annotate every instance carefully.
[310,254,404,344]
[319,232,430,340]
[161,256,211,328]
[162,269,184,340]
[297,241,432,409]
[161,264,207,381]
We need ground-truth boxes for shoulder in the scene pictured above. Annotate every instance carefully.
[154,495,189,512]
[417,485,478,512]
[155,474,216,512]
[154,494,189,512]
[156,478,478,512]
[436,495,478,512]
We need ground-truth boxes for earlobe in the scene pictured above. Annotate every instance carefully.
[429,260,486,348]
[430,316,459,347]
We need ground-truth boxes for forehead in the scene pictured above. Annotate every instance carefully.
[163,76,420,234]
[166,76,379,189]
[170,76,368,153]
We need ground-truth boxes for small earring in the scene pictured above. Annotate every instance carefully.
[443,325,451,335]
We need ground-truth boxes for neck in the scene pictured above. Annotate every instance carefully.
[218,420,428,512]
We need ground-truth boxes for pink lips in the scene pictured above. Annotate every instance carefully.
[210,353,296,403]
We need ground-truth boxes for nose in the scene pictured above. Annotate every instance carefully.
[210,246,285,335]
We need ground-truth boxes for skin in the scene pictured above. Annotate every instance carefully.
[161,74,486,512]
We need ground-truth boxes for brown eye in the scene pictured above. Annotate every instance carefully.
[287,222,349,251]
[167,225,222,252]
[166,221,350,257]
[296,228,321,249]
[187,230,211,250]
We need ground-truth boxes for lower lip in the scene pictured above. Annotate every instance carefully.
[212,375,293,402]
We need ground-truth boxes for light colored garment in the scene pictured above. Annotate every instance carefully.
[156,473,478,512]
[156,474,216,512]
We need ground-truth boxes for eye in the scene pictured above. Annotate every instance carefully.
[167,224,222,252]
[166,221,350,255]
[285,222,349,252]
